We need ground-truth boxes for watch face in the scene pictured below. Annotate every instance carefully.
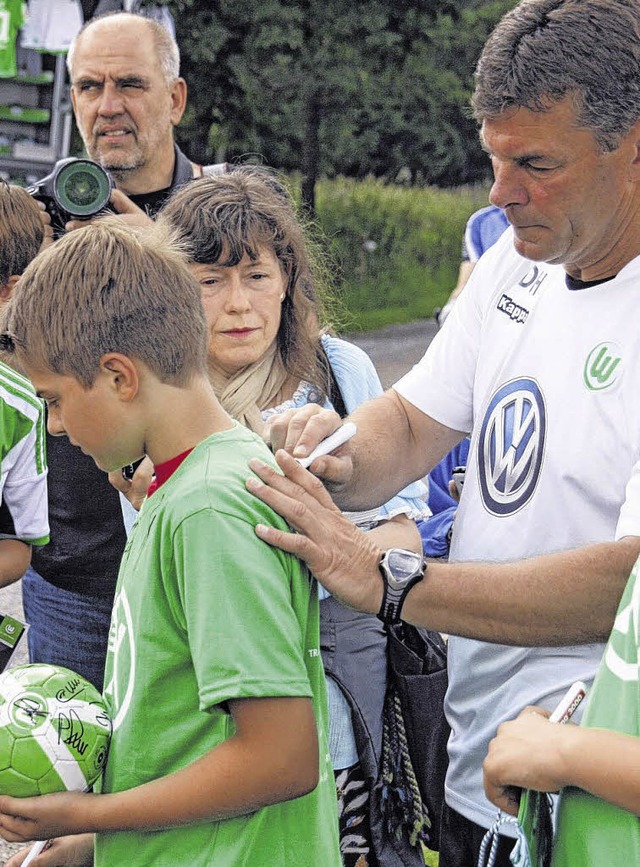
[386,548,423,588]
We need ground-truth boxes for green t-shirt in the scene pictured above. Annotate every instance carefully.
[97,425,340,867]
[552,558,640,866]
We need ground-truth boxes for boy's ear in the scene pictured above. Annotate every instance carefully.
[100,353,140,401]
[0,275,21,302]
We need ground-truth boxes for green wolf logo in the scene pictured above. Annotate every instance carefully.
[583,343,622,391]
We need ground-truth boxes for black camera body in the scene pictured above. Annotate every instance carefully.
[28,157,114,237]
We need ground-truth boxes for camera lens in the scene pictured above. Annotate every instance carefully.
[53,159,113,218]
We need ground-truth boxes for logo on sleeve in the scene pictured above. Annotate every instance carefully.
[478,378,546,516]
[583,342,622,391]
[604,562,640,683]
[103,588,136,732]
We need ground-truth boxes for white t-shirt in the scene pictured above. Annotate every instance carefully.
[395,228,640,829]
[21,0,83,53]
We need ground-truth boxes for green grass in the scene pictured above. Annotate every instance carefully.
[313,176,492,331]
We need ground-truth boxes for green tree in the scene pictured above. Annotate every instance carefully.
[169,0,517,205]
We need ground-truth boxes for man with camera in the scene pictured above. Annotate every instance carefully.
[22,12,224,690]
[32,11,220,229]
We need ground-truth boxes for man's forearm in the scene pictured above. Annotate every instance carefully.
[403,536,640,645]
[249,455,636,645]
[336,390,461,510]
[367,514,422,554]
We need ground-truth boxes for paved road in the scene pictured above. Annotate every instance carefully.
[349,318,437,389]
[0,316,437,865]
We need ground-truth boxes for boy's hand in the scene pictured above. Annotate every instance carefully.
[483,707,576,814]
[34,201,54,251]
[5,834,93,866]
[0,792,95,843]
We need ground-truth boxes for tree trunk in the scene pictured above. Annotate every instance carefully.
[301,93,321,215]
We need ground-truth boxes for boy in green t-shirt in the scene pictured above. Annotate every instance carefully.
[0,182,49,591]
[483,555,640,865]
[0,218,340,866]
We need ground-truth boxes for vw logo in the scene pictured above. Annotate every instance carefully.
[478,378,546,516]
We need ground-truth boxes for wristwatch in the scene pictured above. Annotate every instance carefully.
[377,548,427,626]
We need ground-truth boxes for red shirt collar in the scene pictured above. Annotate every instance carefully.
[147,447,194,497]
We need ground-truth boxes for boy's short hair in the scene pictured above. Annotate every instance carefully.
[3,217,208,387]
[0,182,44,285]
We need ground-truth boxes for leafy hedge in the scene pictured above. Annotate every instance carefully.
[314,177,491,330]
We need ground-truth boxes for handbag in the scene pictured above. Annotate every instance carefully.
[381,621,450,852]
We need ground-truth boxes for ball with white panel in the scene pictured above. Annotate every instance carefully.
[0,663,112,796]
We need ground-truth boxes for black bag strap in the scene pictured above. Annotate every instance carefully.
[317,344,348,418]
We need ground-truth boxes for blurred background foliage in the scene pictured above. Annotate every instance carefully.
[166,0,517,206]
[314,177,491,330]
[79,0,518,328]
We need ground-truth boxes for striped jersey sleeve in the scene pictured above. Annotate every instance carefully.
[0,362,49,545]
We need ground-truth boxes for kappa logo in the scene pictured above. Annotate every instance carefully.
[496,293,529,324]
[478,378,546,516]
[583,342,622,391]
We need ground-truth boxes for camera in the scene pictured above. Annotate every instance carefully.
[28,157,114,236]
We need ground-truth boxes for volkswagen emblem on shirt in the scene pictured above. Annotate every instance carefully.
[478,377,546,516]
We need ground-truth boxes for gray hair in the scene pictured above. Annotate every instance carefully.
[472,0,640,151]
[67,12,180,86]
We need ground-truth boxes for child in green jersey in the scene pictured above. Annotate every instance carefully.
[483,555,640,865]
[0,182,49,589]
[0,217,341,866]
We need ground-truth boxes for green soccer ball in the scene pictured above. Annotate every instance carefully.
[0,663,112,797]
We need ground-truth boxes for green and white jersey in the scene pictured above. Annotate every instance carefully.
[0,362,48,546]
[396,232,640,829]
[552,558,640,865]
[97,424,340,867]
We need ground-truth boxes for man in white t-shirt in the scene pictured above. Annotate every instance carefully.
[246,2,640,866]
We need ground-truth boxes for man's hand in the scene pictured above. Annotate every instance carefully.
[247,449,383,614]
[5,835,93,866]
[264,405,354,488]
[34,201,54,251]
[64,189,152,233]
[0,792,95,843]
[483,708,576,815]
